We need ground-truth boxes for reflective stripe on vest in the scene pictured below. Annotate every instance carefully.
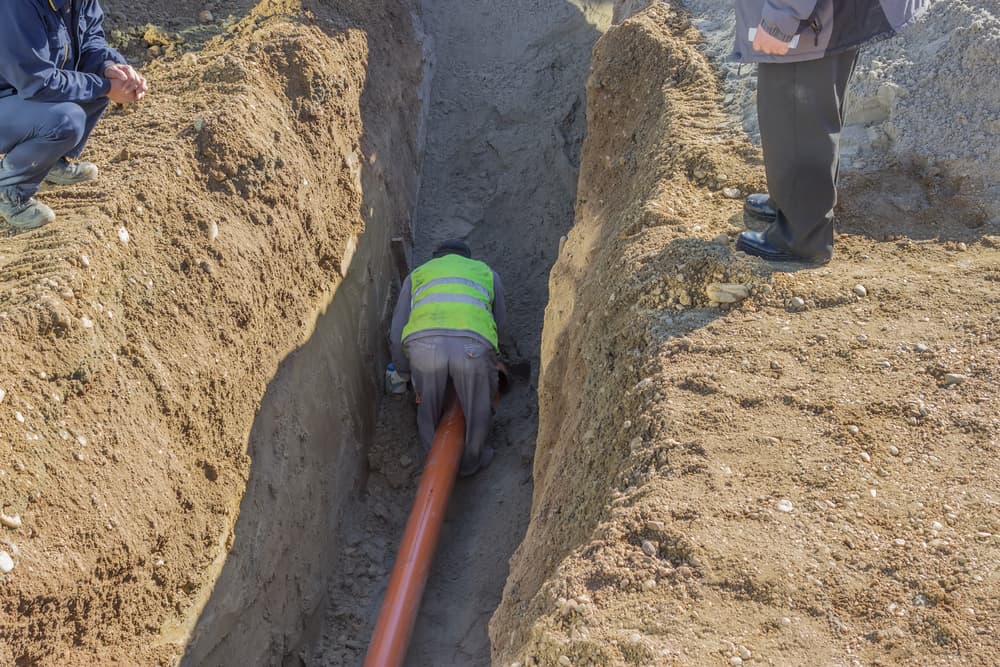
[401,255,498,349]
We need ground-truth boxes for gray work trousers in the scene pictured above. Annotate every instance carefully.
[758,48,859,260]
[404,335,498,476]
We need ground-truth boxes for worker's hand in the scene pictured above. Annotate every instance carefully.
[105,63,149,101]
[106,77,139,104]
[752,24,791,55]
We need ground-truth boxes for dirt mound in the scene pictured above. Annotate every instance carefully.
[0,1,423,664]
[491,5,999,666]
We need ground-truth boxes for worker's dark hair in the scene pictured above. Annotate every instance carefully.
[432,239,472,259]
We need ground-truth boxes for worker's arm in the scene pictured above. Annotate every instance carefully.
[77,0,128,75]
[492,271,516,357]
[389,275,413,374]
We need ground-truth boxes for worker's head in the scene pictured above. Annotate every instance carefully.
[432,239,472,259]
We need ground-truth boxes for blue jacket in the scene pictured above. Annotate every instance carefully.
[0,0,127,102]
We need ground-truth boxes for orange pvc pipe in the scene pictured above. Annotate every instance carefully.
[364,387,467,667]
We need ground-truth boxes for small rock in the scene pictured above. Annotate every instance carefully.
[788,296,805,310]
[0,514,21,529]
[957,242,967,251]
[722,187,742,199]
[0,388,5,404]
[74,452,86,462]
[847,425,860,435]
[642,579,657,591]
[79,253,91,267]
[878,360,892,368]
[943,373,967,386]
[399,454,412,467]
[915,343,929,353]
[558,656,571,666]
[776,498,794,513]
[209,222,219,242]
[738,645,752,660]
[894,538,906,546]
[675,565,693,579]
[888,445,900,456]
[198,9,214,22]
[641,540,658,557]
[81,316,94,329]
[117,227,130,244]
[0,551,13,573]
[853,284,868,297]
[181,52,198,67]
[860,451,871,463]
[707,283,750,304]
[14,412,24,423]
[730,657,743,666]
[780,616,792,626]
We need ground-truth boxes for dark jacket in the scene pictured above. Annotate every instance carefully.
[732,0,928,63]
[0,0,127,102]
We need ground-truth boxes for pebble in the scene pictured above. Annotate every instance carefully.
[558,656,571,666]
[847,425,860,435]
[642,578,657,591]
[780,617,792,626]
[776,498,794,513]
[398,454,412,467]
[79,253,91,267]
[0,551,13,573]
[0,388,5,404]
[117,227,130,244]
[894,538,906,546]
[81,316,94,329]
[730,657,743,666]
[74,452,86,462]
[860,451,871,463]
[889,445,900,456]
[14,412,24,423]
[853,284,868,297]
[788,296,805,310]
[209,222,219,242]
[722,187,742,199]
[943,373,967,386]
[738,646,752,660]
[915,343,929,353]
[878,360,892,368]
[198,9,214,22]
[0,514,21,529]
[641,540,658,557]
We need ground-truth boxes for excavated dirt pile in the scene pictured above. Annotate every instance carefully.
[0,0,423,664]
[492,4,998,666]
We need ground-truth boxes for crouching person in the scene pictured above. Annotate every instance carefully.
[389,240,508,476]
[0,0,148,231]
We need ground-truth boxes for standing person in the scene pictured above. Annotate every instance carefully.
[0,0,148,231]
[389,239,507,476]
[732,0,927,264]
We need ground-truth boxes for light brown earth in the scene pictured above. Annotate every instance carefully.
[491,5,998,666]
[1,1,997,666]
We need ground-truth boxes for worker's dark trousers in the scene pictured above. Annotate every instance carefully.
[405,335,498,476]
[758,48,859,260]
[0,96,109,202]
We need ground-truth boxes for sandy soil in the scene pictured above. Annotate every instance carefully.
[0,1,423,664]
[492,4,998,666]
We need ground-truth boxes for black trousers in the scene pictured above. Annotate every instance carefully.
[758,48,859,260]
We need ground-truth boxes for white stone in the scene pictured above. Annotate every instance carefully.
[81,316,94,329]
[789,297,805,310]
[853,284,868,297]
[776,499,794,513]
[860,451,871,463]
[79,253,91,267]
[739,645,752,660]
[943,373,967,385]
[641,540,658,557]
[14,412,24,423]
[722,187,742,199]
[209,222,219,242]
[117,227,130,244]
[889,446,900,456]
[847,425,860,435]
[0,388,4,404]
[0,551,13,573]
[0,514,21,529]
[730,657,743,666]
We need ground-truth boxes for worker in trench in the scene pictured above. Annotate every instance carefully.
[388,239,507,476]
[0,0,148,231]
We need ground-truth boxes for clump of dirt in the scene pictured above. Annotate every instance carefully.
[492,4,999,666]
[0,0,423,665]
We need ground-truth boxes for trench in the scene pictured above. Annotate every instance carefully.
[309,1,611,665]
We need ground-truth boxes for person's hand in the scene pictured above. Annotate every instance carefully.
[752,24,791,55]
[104,63,149,101]
[107,77,138,104]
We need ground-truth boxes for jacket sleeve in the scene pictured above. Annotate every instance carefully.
[390,275,413,373]
[492,271,507,344]
[77,0,128,76]
[759,0,819,42]
[0,2,110,102]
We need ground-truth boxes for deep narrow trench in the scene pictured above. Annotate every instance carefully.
[311,2,611,665]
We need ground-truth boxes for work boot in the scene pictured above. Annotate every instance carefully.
[744,193,777,222]
[44,158,99,186]
[0,194,56,231]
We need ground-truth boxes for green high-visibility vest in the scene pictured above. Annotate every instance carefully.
[401,254,498,349]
